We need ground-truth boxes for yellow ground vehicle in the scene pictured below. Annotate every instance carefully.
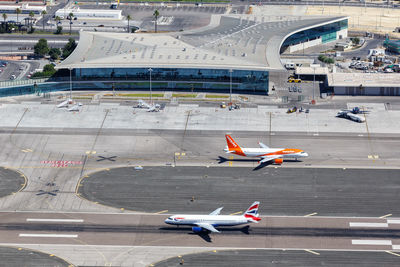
[288,77,301,83]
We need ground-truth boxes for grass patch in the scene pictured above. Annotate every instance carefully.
[172,93,197,98]
[72,96,92,99]
[117,93,164,97]
[205,94,229,99]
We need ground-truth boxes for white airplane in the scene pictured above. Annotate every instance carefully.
[224,134,308,165]
[336,110,366,123]
[136,99,160,112]
[67,102,82,112]
[164,201,261,233]
[57,98,73,108]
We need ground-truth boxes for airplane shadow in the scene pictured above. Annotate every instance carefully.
[160,226,251,243]
[217,156,304,171]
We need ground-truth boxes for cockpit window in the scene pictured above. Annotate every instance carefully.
[167,217,173,220]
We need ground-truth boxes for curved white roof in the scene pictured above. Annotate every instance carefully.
[57,14,347,71]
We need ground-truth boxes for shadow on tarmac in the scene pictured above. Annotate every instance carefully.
[160,226,251,242]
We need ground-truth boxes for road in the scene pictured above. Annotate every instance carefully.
[2,211,400,251]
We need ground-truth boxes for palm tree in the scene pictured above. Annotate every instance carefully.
[153,9,159,33]
[68,12,73,35]
[29,11,35,32]
[126,15,131,33]
[16,8,21,23]
[2,13,7,23]
[41,10,47,31]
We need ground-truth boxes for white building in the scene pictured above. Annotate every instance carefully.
[55,7,122,20]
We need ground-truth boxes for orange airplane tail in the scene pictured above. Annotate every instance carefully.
[225,134,240,150]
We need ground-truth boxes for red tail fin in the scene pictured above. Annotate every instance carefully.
[226,134,240,150]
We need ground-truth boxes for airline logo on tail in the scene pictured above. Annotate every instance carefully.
[226,135,238,148]
[244,201,261,222]
[225,134,245,156]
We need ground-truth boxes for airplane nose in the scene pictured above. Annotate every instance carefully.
[303,152,309,157]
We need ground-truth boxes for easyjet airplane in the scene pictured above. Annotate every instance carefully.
[224,134,308,165]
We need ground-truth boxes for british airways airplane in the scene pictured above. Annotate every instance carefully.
[164,202,261,233]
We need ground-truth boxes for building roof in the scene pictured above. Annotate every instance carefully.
[328,73,400,87]
[57,15,347,71]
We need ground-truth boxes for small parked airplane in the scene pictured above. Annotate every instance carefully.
[56,98,73,108]
[136,99,160,112]
[224,134,308,165]
[164,201,261,233]
[336,110,365,123]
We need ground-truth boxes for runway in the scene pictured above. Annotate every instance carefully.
[2,211,400,252]
[78,166,400,217]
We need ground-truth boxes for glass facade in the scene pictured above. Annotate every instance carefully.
[383,39,400,54]
[281,19,348,49]
[76,68,269,93]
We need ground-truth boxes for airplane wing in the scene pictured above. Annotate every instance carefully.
[209,207,223,216]
[259,155,282,164]
[195,223,220,233]
[258,142,269,149]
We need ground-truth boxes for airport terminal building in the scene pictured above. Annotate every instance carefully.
[55,15,348,95]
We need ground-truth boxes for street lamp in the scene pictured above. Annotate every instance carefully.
[68,67,72,100]
[229,69,233,105]
[148,68,153,104]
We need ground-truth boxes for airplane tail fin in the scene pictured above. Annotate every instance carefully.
[244,201,261,222]
[225,134,241,150]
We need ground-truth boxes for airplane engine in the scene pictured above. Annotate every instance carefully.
[273,158,283,164]
[192,227,203,233]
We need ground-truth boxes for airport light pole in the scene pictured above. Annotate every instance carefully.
[68,67,72,100]
[148,68,153,104]
[229,69,233,105]
[312,65,316,102]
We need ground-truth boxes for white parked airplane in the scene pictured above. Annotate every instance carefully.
[224,134,308,165]
[336,110,366,123]
[164,201,261,233]
[67,103,82,112]
[136,99,160,112]
[56,98,73,108]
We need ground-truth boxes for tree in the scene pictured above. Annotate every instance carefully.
[55,25,62,34]
[16,8,21,23]
[32,64,56,78]
[2,13,7,23]
[34,38,50,57]
[352,37,360,45]
[68,12,73,35]
[126,15,131,33]
[62,38,77,58]
[153,9,159,33]
[29,11,35,33]
[41,10,47,31]
[49,47,61,60]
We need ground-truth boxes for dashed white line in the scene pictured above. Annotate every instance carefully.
[26,218,84,223]
[19,234,78,238]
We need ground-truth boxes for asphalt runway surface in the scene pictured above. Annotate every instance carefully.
[0,246,70,267]
[0,167,25,198]
[78,166,400,217]
[154,249,400,267]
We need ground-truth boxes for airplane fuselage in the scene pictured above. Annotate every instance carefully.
[225,147,308,159]
[165,215,250,227]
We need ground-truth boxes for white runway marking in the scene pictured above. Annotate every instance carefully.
[349,222,388,228]
[387,220,400,224]
[26,218,84,223]
[19,234,78,238]
[352,240,392,245]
